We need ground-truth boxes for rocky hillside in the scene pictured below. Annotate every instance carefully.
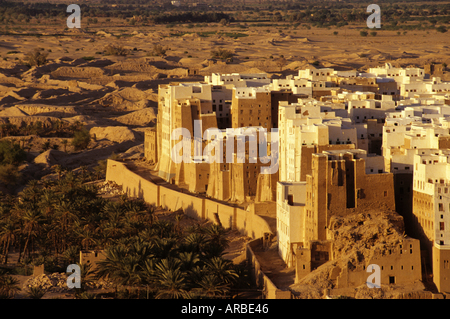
[290,210,431,299]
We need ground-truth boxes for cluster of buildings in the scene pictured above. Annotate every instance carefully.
[144,63,450,294]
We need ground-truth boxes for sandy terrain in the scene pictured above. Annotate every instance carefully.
[0,21,447,299]
[2,24,450,75]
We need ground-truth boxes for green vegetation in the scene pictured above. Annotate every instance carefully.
[360,30,368,37]
[96,222,247,299]
[103,44,128,57]
[0,139,25,189]
[0,272,20,299]
[71,128,91,151]
[0,164,22,188]
[26,286,46,299]
[221,32,249,39]
[0,140,26,166]
[22,48,48,67]
[0,1,449,33]
[148,44,167,57]
[0,172,251,299]
[211,48,233,60]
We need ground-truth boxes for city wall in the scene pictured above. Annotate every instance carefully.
[105,160,273,239]
[246,238,291,299]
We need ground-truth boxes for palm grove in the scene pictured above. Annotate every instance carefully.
[0,170,251,299]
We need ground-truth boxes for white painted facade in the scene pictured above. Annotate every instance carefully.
[205,73,270,87]
[277,181,306,267]
[413,151,450,247]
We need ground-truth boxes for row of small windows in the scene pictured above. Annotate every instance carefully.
[277,84,309,88]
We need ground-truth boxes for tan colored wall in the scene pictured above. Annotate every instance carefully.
[144,128,158,164]
[204,200,236,229]
[246,238,291,299]
[412,190,435,248]
[159,186,205,220]
[335,238,421,288]
[304,152,395,243]
[433,245,450,293]
[439,136,450,150]
[206,162,231,201]
[33,264,45,277]
[106,160,160,206]
[356,170,396,212]
[378,81,399,95]
[255,167,278,202]
[295,247,311,283]
[300,144,356,182]
[184,161,210,194]
[270,91,299,128]
[106,160,273,239]
[231,92,272,129]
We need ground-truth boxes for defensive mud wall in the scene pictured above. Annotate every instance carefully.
[246,238,291,299]
[105,160,273,239]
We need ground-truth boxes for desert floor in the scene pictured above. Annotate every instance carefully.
[2,22,450,75]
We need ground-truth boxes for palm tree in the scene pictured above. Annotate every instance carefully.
[61,171,79,190]
[20,209,44,260]
[0,273,21,299]
[203,257,238,286]
[152,237,177,259]
[152,220,177,239]
[183,232,208,255]
[96,245,128,295]
[77,262,95,292]
[20,180,41,204]
[101,218,124,240]
[141,258,158,296]
[0,219,17,264]
[26,286,46,299]
[55,200,79,251]
[77,227,96,251]
[193,273,230,298]
[176,251,200,272]
[76,291,97,299]
[154,258,188,299]
[61,245,79,265]
[204,224,230,251]
[51,165,63,181]
[116,254,143,289]
[38,189,57,217]
[45,223,61,258]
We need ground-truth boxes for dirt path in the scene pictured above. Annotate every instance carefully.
[252,240,295,289]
